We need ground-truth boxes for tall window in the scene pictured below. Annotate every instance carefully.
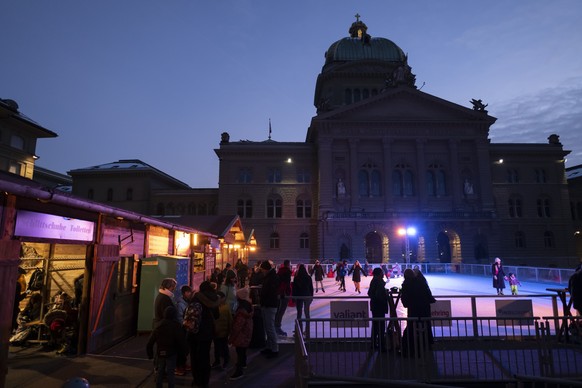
[535,168,547,183]
[427,163,446,197]
[515,231,526,248]
[507,169,519,183]
[537,197,551,218]
[270,232,280,249]
[237,198,253,218]
[359,161,381,197]
[508,196,523,218]
[87,188,94,200]
[267,197,282,218]
[296,198,312,218]
[392,170,402,196]
[403,170,414,196]
[543,231,555,248]
[238,168,252,183]
[296,168,311,183]
[107,188,113,201]
[299,233,309,249]
[126,188,133,200]
[267,168,281,183]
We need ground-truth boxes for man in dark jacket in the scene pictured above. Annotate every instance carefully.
[259,261,280,358]
[146,305,187,388]
[187,281,220,387]
[274,260,292,336]
[368,268,388,352]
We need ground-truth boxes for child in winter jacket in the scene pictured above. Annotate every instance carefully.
[506,272,522,295]
[228,287,254,380]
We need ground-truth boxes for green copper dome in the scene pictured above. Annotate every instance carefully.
[324,16,405,65]
[325,37,406,64]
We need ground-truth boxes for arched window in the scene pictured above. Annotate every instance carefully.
[426,171,435,197]
[359,161,381,197]
[299,233,309,249]
[427,163,446,196]
[296,198,312,218]
[515,231,526,248]
[270,232,280,249]
[237,198,253,218]
[392,170,402,196]
[371,170,381,196]
[267,196,282,218]
[404,170,414,196]
[358,170,369,196]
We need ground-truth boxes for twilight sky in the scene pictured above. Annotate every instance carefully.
[2,1,581,188]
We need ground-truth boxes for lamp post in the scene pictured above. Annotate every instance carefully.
[397,226,417,265]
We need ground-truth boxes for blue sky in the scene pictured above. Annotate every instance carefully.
[2,1,581,188]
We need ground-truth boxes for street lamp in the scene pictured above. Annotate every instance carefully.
[397,226,417,265]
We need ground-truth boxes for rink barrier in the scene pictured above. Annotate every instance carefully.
[294,315,582,386]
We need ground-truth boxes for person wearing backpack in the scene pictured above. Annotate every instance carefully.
[187,281,220,388]
[147,305,187,388]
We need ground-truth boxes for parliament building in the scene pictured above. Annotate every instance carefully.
[67,18,578,267]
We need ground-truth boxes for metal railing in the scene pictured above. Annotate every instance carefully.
[294,315,582,386]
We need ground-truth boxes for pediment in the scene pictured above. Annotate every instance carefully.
[315,88,495,124]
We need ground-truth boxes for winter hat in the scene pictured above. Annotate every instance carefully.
[260,261,272,271]
[236,287,252,303]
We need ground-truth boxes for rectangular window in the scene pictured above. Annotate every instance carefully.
[267,168,282,183]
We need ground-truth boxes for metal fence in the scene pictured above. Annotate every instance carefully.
[294,315,582,387]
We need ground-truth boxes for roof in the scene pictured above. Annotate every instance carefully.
[0,98,58,138]
[68,159,191,189]
[154,215,242,239]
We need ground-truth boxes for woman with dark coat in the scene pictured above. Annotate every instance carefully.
[348,260,367,293]
[310,260,325,293]
[188,281,220,387]
[401,268,436,350]
[492,257,506,295]
[154,278,177,329]
[367,268,389,352]
[292,264,314,335]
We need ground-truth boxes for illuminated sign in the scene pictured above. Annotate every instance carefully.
[15,210,95,242]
